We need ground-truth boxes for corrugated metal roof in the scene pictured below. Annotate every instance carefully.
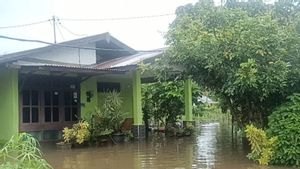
[93,51,163,69]
[9,50,163,74]
[13,58,81,67]
[3,40,163,74]
[21,65,126,74]
[10,60,127,74]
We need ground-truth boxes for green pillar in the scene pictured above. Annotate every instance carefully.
[0,69,19,140]
[132,70,142,125]
[132,70,145,138]
[184,77,193,122]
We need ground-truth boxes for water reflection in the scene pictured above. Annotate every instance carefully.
[195,123,219,169]
[42,123,292,169]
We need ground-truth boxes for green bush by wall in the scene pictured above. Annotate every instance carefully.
[245,124,277,165]
[268,94,300,166]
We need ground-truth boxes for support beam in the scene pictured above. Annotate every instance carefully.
[0,69,19,140]
[132,70,145,139]
[184,77,194,125]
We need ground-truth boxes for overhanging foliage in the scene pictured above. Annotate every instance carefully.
[165,0,300,127]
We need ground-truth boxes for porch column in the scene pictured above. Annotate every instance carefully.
[0,69,19,140]
[132,69,145,139]
[184,77,194,126]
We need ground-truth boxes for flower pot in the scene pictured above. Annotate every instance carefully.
[111,133,125,143]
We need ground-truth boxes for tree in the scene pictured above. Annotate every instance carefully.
[142,81,201,127]
[165,0,300,127]
[225,0,269,16]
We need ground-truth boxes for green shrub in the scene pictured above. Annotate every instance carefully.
[0,133,52,169]
[62,128,75,144]
[268,94,300,166]
[142,81,201,127]
[62,121,90,144]
[89,91,125,142]
[245,124,277,165]
[101,91,125,132]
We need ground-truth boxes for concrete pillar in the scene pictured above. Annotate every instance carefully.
[0,69,19,140]
[132,70,145,139]
[184,77,194,125]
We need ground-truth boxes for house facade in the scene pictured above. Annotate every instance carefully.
[0,33,194,141]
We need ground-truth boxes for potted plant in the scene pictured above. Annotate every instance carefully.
[57,121,90,148]
[56,128,73,149]
[101,91,126,143]
[89,113,114,145]
[88,91,127,144]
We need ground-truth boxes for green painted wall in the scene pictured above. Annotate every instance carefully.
[0,68,19,140]
[132,70,143,125]
[184,77,193,121]
[80,77,98,120]
[97,76,133,118]
[80,74,134,120]
[80,72,142,123]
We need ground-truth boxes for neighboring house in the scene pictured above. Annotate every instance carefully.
[198,96,218,105]
[0,32,194,141]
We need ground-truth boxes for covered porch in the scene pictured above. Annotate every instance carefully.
[8,64,129,141]
[0,60,194,141]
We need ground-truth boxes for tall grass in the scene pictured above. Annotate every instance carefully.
[194,105,231,123]
[0,133,52,169]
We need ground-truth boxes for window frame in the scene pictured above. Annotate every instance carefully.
[97,82,121,93]
[19,75,81,132]
[21,90,40,124]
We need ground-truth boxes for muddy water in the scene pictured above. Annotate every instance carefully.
[43,123,292,169]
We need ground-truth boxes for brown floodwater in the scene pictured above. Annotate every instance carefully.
[42,122,293,169]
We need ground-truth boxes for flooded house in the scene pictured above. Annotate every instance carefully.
[0,33,194,141]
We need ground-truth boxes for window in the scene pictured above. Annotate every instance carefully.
[44,91,60,122]
[22,90,39,123]
[64,91,79,121]
[20,75,81,132]
[97,82,121,92]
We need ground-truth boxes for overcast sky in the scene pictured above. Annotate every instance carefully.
[0,0,200,55]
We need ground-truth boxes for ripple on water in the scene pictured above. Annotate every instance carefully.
[42,122,293,169]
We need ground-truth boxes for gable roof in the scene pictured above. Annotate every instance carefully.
[0,32,136,64]
[8,49,164,74]
[1,33,166,75]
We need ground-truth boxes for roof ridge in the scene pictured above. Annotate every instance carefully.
[0,32,136,64]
